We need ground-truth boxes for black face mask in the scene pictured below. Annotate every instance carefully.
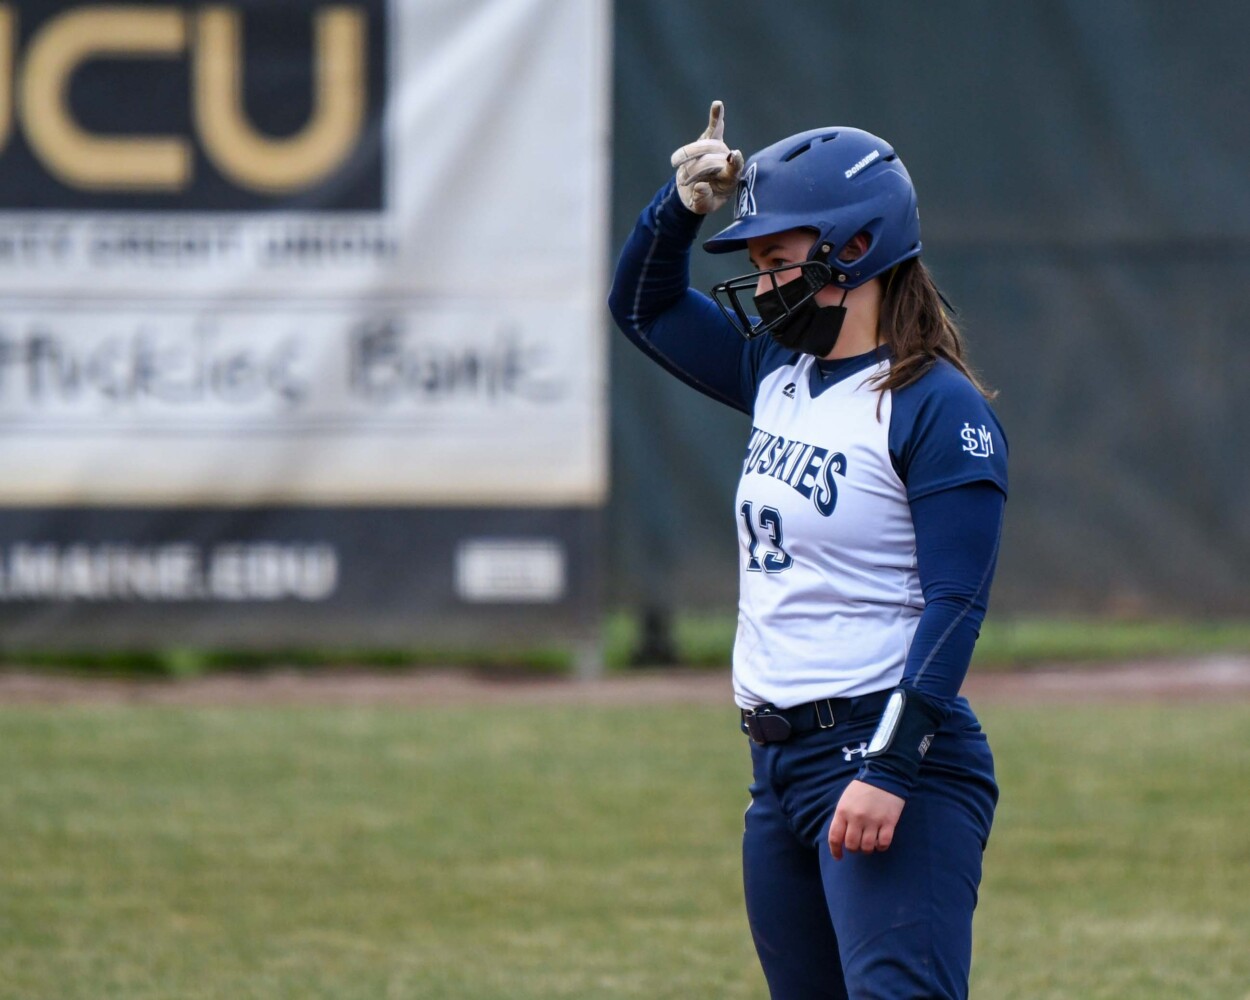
[753,281,848,357]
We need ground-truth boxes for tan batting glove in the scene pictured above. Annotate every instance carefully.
[670,101,745,215]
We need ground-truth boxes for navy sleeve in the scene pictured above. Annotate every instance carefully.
[854,481,1005,799]
[903,481,1004,700]
[884,363,1007,711]
[888,360,1008,500]
[607,179,791,413]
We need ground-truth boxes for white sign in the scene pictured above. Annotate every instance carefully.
[455,538,567,603]
[0,0,610,507]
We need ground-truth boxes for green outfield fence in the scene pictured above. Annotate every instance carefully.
[608,1,1250,621]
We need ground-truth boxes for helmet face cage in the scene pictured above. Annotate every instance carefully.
[711,259,833,340]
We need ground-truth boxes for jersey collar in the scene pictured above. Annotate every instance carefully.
[808,345,891,399]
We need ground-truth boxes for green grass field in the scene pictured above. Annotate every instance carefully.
[1,699,1247,999]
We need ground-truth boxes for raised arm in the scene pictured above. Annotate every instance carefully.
[608,102,762,415]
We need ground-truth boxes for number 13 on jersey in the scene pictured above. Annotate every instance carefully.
[740,500,793,572]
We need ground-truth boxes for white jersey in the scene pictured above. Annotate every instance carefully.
[731,351,1005,708]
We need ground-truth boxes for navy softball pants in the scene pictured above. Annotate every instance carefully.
[742,696,998,1000]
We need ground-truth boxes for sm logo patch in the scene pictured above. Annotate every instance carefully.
[0,1,386,210]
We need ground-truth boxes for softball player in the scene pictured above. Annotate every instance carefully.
[609,103,1007,999]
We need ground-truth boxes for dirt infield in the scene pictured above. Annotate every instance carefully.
[1,656,1248,707]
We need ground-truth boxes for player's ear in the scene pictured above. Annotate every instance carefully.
[837,231,872,264]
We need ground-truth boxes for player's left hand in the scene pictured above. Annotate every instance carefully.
[828,780,906,861]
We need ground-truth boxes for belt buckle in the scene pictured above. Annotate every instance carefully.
[815,699,836,729]
[743,706,792,744]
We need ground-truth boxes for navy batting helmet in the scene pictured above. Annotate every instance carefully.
[703,126,921,290]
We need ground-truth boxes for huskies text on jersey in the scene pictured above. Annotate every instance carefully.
[742,426,847,517]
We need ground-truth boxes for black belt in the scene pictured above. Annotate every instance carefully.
[740,689,893,745]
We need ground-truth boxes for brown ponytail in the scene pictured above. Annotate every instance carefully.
[872,258,996,400]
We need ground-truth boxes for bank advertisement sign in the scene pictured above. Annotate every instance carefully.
[0,0,609,639]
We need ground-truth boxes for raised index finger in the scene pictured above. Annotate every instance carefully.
[701,100,725,142]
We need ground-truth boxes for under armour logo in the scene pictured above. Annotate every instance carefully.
[842,742,869,761]
[782,382,796,398]
[736,162,758,219]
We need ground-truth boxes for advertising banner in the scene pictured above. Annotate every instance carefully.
[0,0,609,645]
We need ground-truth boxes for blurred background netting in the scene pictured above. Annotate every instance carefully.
[610,0,1250,621]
